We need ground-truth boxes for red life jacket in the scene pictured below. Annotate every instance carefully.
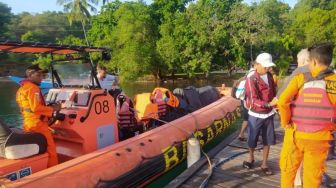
[151,89,167,116]
[291,73,336,132]
[116,95,137,128]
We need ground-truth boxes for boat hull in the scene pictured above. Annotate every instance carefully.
[3,96,240,188]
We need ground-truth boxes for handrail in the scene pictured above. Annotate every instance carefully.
[80,90,107,123]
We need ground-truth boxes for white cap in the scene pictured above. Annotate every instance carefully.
[255,53,275,67]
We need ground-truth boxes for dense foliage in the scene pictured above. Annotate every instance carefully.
[1,0,335,81]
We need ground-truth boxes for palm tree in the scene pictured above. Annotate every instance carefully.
[57,0,99,46]
[57,0,98,25]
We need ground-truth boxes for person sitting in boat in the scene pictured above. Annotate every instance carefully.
[16,64,61,167]
[0,118,47,160]
[96,64,119,90]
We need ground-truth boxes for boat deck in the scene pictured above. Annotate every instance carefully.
[167,115,336,188]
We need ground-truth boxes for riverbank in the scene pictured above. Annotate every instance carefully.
[136,71,246,83]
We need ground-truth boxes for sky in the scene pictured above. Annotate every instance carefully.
[0,0,298,14]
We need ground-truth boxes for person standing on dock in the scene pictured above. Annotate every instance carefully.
[277,48,310,187]
[278,43,336,188]
[16,64,61,167]
[244,53,278,175]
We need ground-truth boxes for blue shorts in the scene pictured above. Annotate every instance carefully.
[247,115,275,148]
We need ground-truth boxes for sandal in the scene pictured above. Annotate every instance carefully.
[238,137,247,142]
[260,167,273,175]
[243,160,254,169]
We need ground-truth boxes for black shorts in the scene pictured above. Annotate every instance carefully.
[240,101,249,121]
[247,115,275,148]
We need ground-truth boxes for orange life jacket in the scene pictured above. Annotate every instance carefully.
[150,87,179,116]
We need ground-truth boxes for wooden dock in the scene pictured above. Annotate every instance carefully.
[167,115,336,188]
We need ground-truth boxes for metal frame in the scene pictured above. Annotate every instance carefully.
[0,40,108,89]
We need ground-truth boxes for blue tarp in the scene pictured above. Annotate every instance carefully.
[8,76,52,95]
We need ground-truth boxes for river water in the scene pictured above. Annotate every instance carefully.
[0,76,236,127]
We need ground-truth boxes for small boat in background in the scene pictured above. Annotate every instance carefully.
[8,75,53,95]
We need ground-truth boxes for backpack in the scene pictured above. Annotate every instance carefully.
[231,69,256,100]
[235,79,246,100]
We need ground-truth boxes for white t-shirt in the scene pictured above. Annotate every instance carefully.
[99,74,118,90]
[246,68,255,78]
[260,74,269,86]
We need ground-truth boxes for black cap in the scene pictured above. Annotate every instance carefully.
[26,64,48,73]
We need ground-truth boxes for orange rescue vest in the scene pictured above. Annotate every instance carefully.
[291,73,336,132]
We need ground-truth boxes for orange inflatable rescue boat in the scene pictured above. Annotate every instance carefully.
[0,41,240,187]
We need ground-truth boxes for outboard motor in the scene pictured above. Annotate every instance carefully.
[0,119,47,159]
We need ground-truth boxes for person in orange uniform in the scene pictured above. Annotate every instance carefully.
[16,64,61,167]
[278,43,336,188]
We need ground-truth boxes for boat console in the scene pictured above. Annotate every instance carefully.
[0,41,120,182]
[45,88,118,162]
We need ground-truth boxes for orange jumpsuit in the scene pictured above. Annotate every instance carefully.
[278,67,336,188]
[16,80,58,167]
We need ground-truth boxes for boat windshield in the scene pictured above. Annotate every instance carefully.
[53,63,93,87]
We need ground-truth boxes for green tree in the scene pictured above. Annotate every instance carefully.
[225,3,268,68]
[109,2,158,81]
[57,0,98,25]
[57,0,99,46]
[155,0,238,77]
[88,1,121,47]
[294,0,336,11]
[57,35,86,45]
[288,0,336,61]
[8,12,83,42]
[290,8,336,46]
[248,0,292,75]
[0,2,13,40]
[152,0,192,77]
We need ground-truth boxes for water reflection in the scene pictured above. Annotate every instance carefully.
[0,78,21,127]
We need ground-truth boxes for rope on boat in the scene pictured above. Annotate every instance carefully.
[199,143,264,188]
